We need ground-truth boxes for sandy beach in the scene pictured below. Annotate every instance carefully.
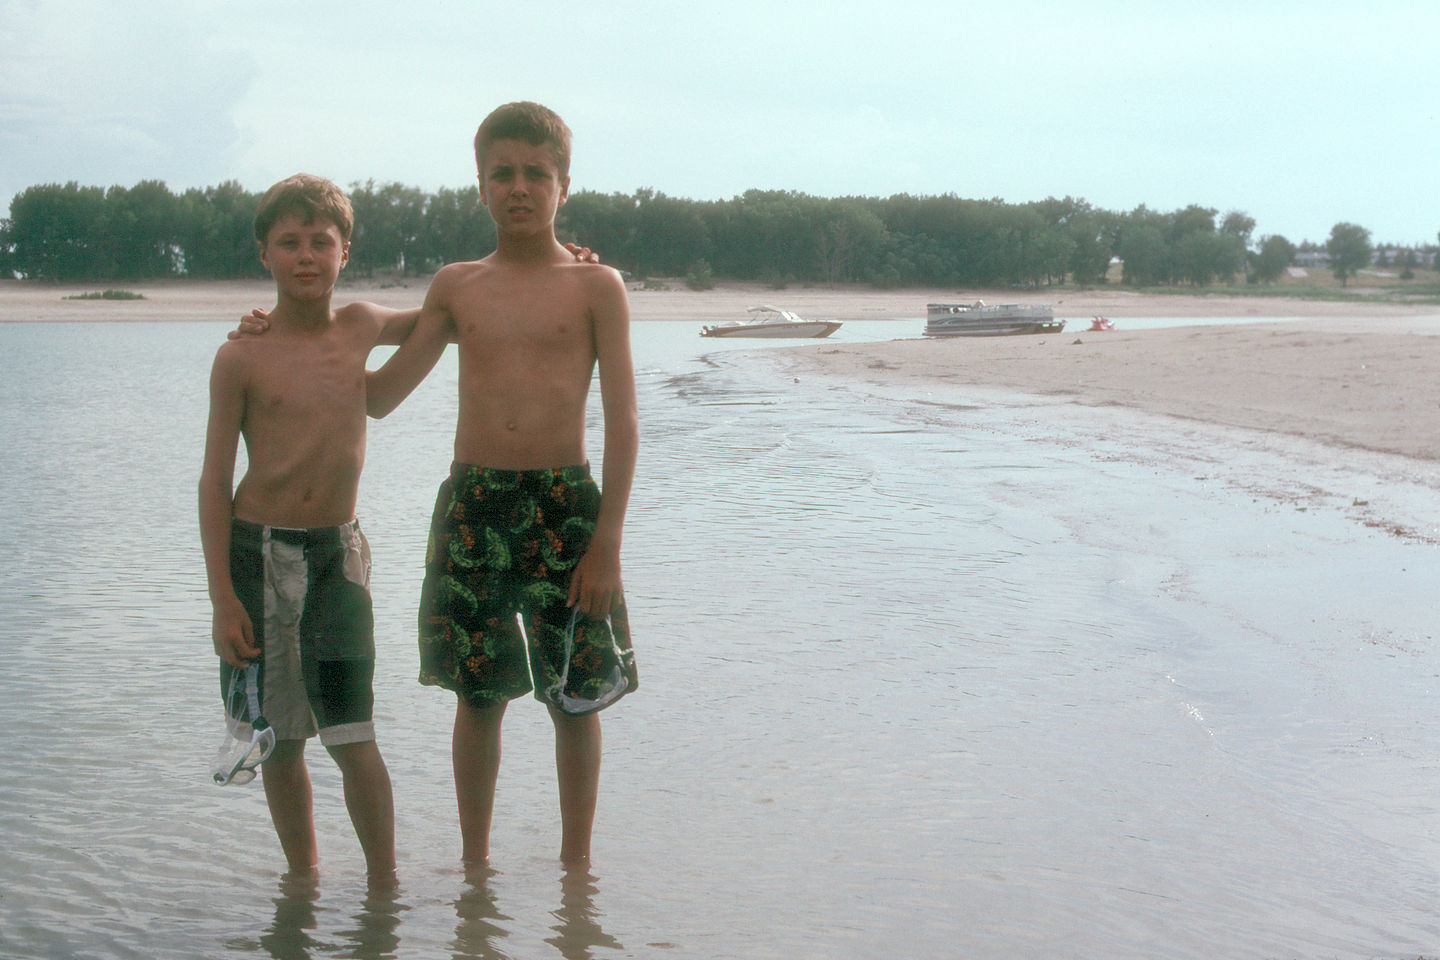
[779,316,1440,463]
[2,276,1437,463]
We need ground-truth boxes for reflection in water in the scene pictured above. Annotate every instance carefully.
[547,867,623,959]
[336,884,407,959]
[451,865,514,960]
[247,874,407,960]
[447,864,622,960]
[257,872,320,960]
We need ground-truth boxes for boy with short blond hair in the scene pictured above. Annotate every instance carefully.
[199,173,415,883]
[367,101,639,866]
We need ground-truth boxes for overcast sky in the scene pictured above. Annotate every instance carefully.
[2,0,1436,245]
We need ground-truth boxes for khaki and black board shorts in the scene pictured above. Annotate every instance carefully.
[221,517,377,746]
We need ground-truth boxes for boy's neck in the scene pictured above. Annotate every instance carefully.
[492,227,564,264]
[269,292,334,329]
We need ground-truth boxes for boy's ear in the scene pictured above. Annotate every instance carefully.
[477,175,490,207]
[340,240,350,269]
[257,240,270,270]
[558,175,570,207]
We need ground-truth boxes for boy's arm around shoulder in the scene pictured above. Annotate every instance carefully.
[364,269,459,418]
[337,301,422,346]
[230,301,422,345]
[570,265,638,617]
[198,342,260,667]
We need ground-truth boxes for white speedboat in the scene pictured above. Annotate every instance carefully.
[924,301,1064,337]
[700,305,843,339]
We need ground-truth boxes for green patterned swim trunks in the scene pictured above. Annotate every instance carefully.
[418,463,637,710]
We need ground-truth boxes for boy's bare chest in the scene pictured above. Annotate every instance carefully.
[453,294,592,355]
[246,339,366,420]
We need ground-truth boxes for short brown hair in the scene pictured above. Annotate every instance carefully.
[474,102,572,180]
[253,174,354,243]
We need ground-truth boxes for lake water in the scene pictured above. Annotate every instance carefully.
[0,315,1437,959]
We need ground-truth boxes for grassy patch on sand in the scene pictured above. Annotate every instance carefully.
[63,289,146,301]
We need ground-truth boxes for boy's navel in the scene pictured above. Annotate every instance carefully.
[506,420,517,431]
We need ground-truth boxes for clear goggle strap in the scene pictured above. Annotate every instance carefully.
[244,662,264,728]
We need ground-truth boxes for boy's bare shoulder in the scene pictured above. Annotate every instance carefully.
[212,334,257,372]
[572,262,628,312]
[436,257,492,284]
[565,260,627,292]
[333,300,390,335]
[428,258,494,300]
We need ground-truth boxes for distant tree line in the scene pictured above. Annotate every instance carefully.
[2,179,1434,288]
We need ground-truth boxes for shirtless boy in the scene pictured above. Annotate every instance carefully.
[199,174,414,883]
[367,101,639,866]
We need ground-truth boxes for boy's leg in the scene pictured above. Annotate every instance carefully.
[326,740,397,884]
[262,739,318,875]
[454,698,507,864]
[550,708,602,865]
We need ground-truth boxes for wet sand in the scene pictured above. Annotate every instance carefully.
[775,318,1440,463]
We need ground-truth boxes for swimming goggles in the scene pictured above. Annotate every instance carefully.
[211,661,276,786]
[516,608,631,716]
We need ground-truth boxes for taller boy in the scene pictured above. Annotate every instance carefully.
[369,102,639,866]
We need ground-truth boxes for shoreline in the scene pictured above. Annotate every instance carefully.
[3,276,1436,467]
[3,276,1440,325]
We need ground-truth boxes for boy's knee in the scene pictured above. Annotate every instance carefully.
[325,739,385,772]
[549,709,601,740]
[457,697,508,728]
[265,739,307,767]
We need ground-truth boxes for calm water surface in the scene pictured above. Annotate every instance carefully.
[0,317,1437,959]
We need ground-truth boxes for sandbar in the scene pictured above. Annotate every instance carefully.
[2,277,1436,463]
[774,315,1440,463]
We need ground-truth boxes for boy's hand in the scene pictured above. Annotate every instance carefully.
[227,308,272,340]
[213,598,260,667]
[564,242,599,264]
[568,548,623,619]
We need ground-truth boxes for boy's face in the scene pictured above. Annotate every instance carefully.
[259,213,349,299]
[478,138,570,233]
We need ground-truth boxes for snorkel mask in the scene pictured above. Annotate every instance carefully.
[211,661,276,786]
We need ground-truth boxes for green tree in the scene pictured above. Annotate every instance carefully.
[415,185,493,270]
[706,190,822,284]
[1116,207,1170,286]
[1399,248,1417,280]
[5,182,108,280]
[1168,204,1218,244]
[101,180,182,279]
[1219,210,1256,246]
[0,218,12,277]
[1325,222,1371,286]
[348,181,427,275]
[629,190,710,277]
[176,181,262,279]
[684,258,715,290]
[1251,234,1295,284]
[816,200,887,285]
[558,190,637,269]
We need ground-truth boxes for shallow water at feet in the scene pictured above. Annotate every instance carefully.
[0,319,1437,959]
